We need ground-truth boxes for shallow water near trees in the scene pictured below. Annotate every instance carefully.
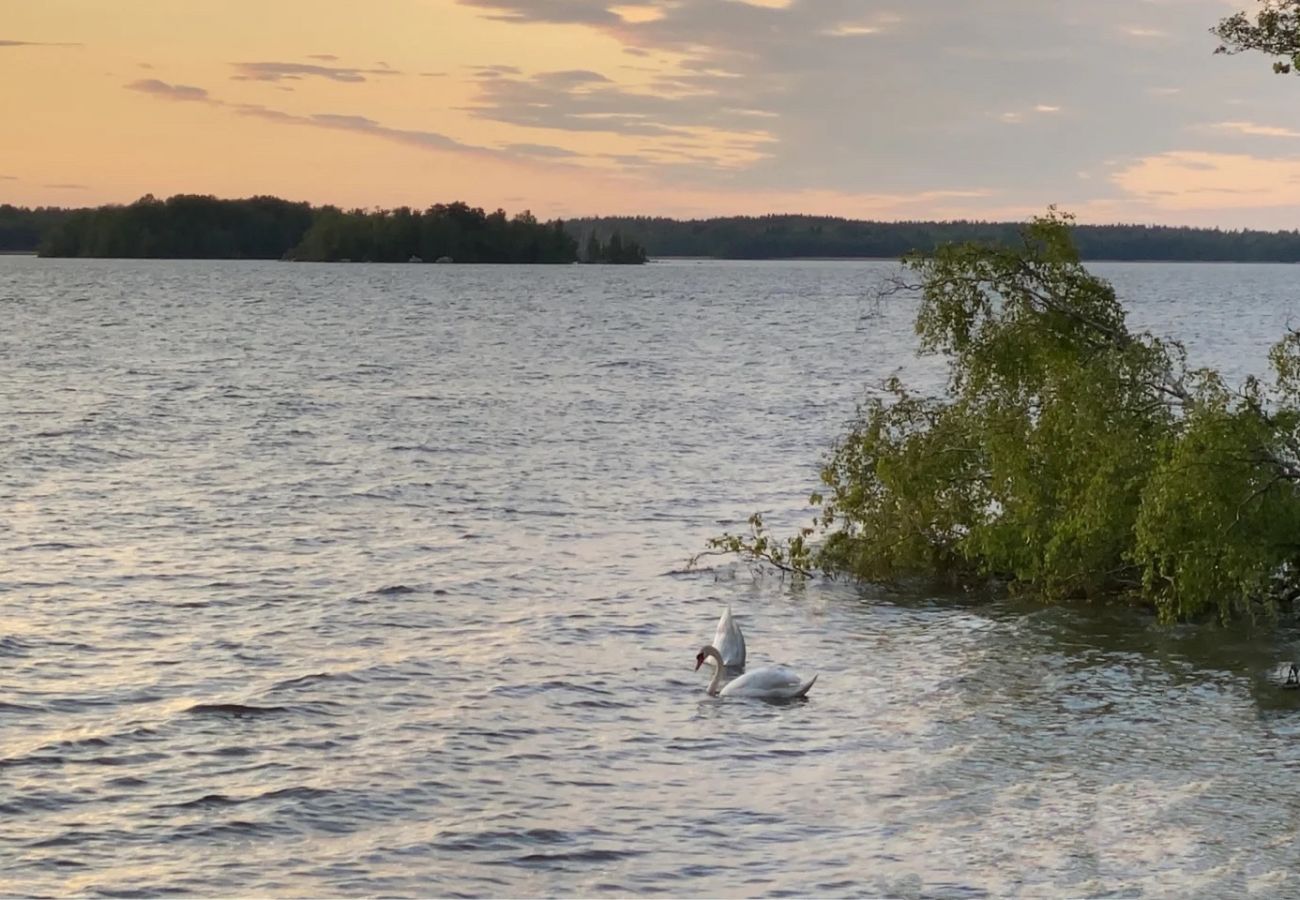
[4,257,1300,896]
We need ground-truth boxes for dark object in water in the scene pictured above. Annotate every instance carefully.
[1285,664,1300,690]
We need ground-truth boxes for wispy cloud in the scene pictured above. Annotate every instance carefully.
[1113,151,1300,210]
[231,61,403,83]
[0,38,81,48]
[998,104,1061,124]
[126,79,210,102]
[234,105,500,158]
[503,142,582,158]
[1120,26,1168,39]
[534,69,611,86]
[43,183,87,190]
[463,67,779,166]
[1208,121,1300,139]
[470,64,522,77]
[458,0,620,26]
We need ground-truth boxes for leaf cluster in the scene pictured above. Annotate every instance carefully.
[1214,0,1300,73]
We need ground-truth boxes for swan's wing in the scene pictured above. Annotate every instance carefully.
[719,665,814,698]
[710,606,746,669]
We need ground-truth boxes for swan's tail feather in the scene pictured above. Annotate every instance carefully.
[794,673,818,698]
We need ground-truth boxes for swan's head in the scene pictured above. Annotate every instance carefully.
[694,646,713,671]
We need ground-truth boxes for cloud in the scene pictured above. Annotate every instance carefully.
[123,78,519,166]
[0,174,17,180]
[126,79,211,102]
[534,69,612,86]
[231,61,402,83]
[1113,151,1300,210]
[442,0,1287,202]
[1208,121,1300,139]
[462,66,774,152]
[0,38,80,48]
[824,24,881,36]
[503,142,583,157]
[307,53,339,61]
[234,104,499,158]
[1120,26,1169,39]
[470,64,522,76]
[124,74,755,184]
[43,183,87,190]
[458,0,620,25]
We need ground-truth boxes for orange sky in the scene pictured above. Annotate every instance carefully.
[4,0,1300,226]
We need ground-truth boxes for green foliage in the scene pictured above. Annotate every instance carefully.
[39,194,314,259]
[290,202,576,263]
[709,212,1300,622]
[0,204,77,253]
[580,228,648,264]
[35,195,578,263]
[1214,1,1300,73]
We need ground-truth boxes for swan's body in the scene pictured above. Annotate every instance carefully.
[706,606,746,672]
[695,645,816,700]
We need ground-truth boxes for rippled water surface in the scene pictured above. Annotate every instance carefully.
[7,257,1300,897]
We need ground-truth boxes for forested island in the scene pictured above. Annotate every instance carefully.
[4,194,1300,262]
[10,195,647,264]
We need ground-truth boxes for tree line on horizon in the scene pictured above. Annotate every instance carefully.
[3,194,1300,262]
[567,213,1300,262]
[20,195,602,264]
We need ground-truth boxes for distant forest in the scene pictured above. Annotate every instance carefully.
[566,214,1300,263]
[3,195,1300,262]
[2,195,643,264]
[16,195,604,263]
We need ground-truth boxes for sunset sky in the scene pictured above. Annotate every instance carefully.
[4,0,1300,226]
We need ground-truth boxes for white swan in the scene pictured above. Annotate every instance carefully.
[705,605,746,672]
[695,645,817,699]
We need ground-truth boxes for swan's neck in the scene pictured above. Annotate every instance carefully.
[704,646,725,695]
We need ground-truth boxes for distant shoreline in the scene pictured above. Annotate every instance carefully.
[7,193,1300,263]
[4,254,1296,265]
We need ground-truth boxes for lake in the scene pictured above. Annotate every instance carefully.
[5,257,1300,897]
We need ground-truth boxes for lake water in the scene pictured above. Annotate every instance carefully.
[6,257,1300,897]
